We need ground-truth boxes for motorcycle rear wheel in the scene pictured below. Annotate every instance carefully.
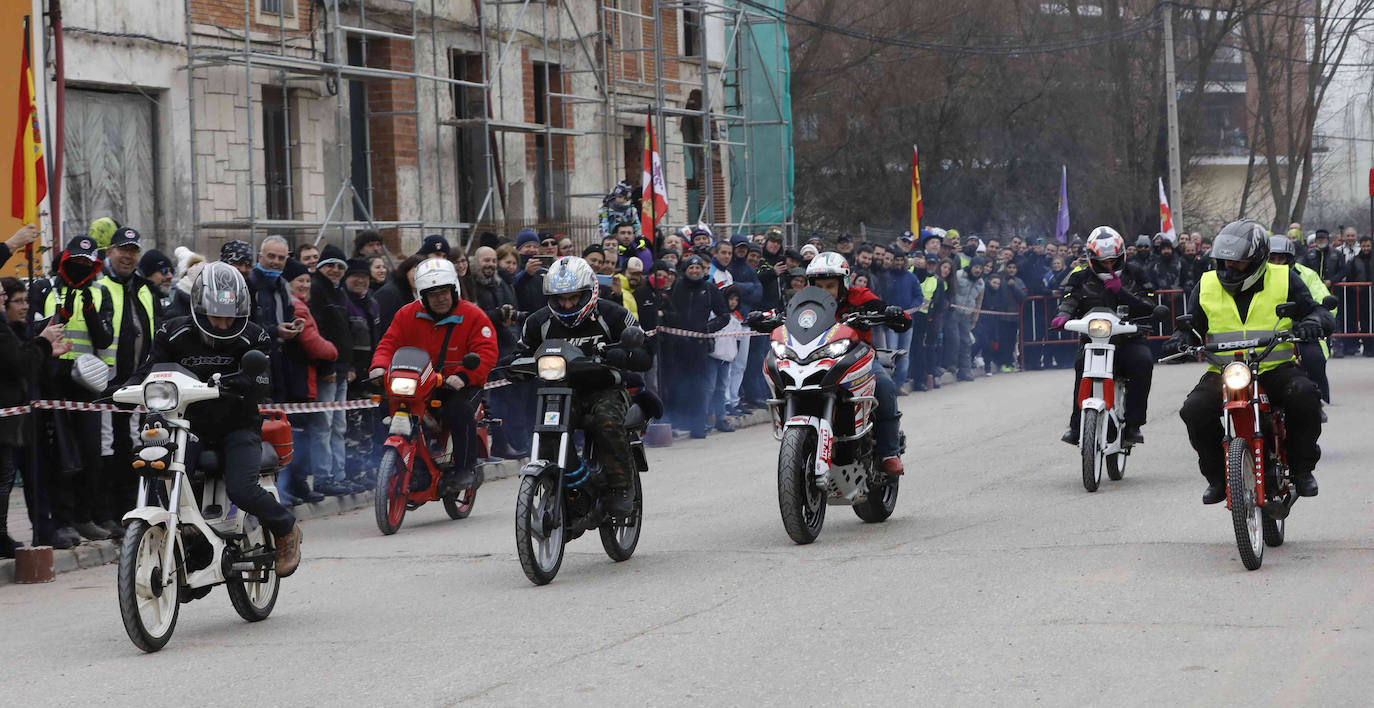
[1080,409,1102,492]
[1227,437,1264,570]
[599,471,643,561]
[515,469,565,585]
[778,427,825,544]
[117,521,181,653]
[854,477,899,523]
[374,448,409,535]
[443,487,477,520]
[226,519,280,622]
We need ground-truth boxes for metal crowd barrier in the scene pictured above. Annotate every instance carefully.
[1332,281,1371,343]
[1017,289,1187,367]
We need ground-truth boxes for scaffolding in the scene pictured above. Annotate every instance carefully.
[182,0,791,254]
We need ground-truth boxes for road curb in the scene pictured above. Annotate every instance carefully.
[0,408,772,587]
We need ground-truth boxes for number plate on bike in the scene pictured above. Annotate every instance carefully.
[544,412,561,425]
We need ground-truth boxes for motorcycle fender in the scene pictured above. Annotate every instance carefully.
[122,506,171,528]
[1079,397,1106,413]
[784,415,832,478]
[520,460,557,479]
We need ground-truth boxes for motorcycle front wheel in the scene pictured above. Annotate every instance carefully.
[515,469,565,585]
[117,520,181,653]
[599,470,643,561]
[374,448,408,535]
[1226,437,1264,570]
[778,427,825,544]
[1080,409,1102,492]
[226,519,280,622]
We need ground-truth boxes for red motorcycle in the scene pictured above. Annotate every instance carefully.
[373,347,489,535]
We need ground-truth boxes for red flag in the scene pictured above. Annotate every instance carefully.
[12,21,46,222]
[910,145,922,233]
[640,114,668,236]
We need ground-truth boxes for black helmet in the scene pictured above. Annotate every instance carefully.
[1211,220,1270,294]
[192,261,251,344]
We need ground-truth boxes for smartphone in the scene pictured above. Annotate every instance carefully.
[291,318,306,331]
[596,274,613,286]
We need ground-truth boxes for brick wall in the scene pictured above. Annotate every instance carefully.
[190,0,313,38]
[366,37,418,249]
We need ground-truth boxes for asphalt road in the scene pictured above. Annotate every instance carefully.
[3,360,1374,706]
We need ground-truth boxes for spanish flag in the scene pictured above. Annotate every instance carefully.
[11,18,45,224]
[910,144,922,233]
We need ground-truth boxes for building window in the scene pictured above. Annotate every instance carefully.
[262,86,294,220]
[346,37,371,218]
[260,0,294,17]
[615,0,643,49]
[682,8,701,57]
[533,61,568,221]
[451,51,488,224]
[798,113,818,142]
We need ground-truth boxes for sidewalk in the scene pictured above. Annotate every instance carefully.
[1,408,771,586]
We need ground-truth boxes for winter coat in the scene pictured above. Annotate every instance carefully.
[309,271,354,380]
[471,273,520,354]
[0,317,51,446]
[247,266,294,401]
[1303,245,1346,284]
[372,300,498,385]
[373,274,414,326]
[883,267,924,312]
[283,297,338,401]
[344,289,382,381]
[661,277,730,359]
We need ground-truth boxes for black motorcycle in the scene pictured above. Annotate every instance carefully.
[507,327,658,585]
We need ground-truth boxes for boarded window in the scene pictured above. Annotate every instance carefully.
[62,88,157,246]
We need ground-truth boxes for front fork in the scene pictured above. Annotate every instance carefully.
[1223,399,1265,508]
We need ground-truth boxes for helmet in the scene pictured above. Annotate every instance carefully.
[191,261,251,343]
[805,252,852,294]
[1269,235,1296,262]
[1212,220,1270,294]
[543,256,599,327]
[1134,235,1152,248]
[414,258,459,297]
[1085,226,1126,281]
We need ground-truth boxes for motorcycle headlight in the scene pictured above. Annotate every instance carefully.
[1087,318,1112,339]
[389,377,418,397]
[810,338,851,362]
[537,355,567,381]
[1222,361,1252,391]
[143,381,179,412]
[770,341,789,358]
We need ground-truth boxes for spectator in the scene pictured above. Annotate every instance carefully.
[137,249,175,309]
[557,236,576,257]
[277,258,334,506]
[418,234,451,260]
[950,257,986,382]
[513,230,547,313]
[374,254,422,325]
[598,181,641,239]
[354,230,386,259]
[1303,229,1346,289]
[246,235,297,403]
[611,221,654,270]
[662,254,730,437]
[473,245,527,458]
[343,258,383,487]
[368,255,390,292]
[1149,239,1182,291]
[453,250,478,303]
[295,243,320,270]
[709,285,748,430]
[308,245,355,496]
[166,260,204,320]
[496,243,520,281]
[221,238,254,278]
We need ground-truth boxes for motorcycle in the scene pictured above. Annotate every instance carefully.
[1063,305,1167,492]
[508,327,656,585]
[1162,301,1328,570]
[755,286,905,545]
[112,350,288,652]
[374,348,491,535]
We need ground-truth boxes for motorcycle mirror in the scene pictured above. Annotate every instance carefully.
[620,325,646,350]
[1116,305,1131,319]
[241,350,269,378]
[1321,295,1339,311]
[461,352,482,370]
[1152,304,1171,322]
[1174,314,1194,330]
[1275,301,1299,319]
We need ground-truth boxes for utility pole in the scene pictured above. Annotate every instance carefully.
[1163,2,1184,230]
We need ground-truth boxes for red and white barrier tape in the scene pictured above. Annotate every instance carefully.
[0,398,386,418]
[654,325,765,339]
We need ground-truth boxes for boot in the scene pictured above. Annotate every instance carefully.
[1202,481,1227,505]
[0,532,18,559]
[1293,471,1318,497]
[882,456,904,477]
[1122,424,1144,445]
[74,521,112,541]
[274,523,303,578]
[603,484,636,518]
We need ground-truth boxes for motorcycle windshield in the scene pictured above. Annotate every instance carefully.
[785,286,839,347]
[390,346,433,373]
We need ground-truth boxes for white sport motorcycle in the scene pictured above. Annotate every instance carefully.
[112,350,286,652]
[1063,306,1162,491]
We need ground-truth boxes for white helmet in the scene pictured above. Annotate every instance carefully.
[1085,226,1126,281]
[805,252,852,292]
[544,256,599,327]
[414,258,459,298]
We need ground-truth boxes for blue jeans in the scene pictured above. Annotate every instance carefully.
[885,328,913,384]
[707,358,731,423]
[873,364,902,458]
[308,377,347,485]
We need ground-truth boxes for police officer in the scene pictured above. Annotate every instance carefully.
[1269,236,1335,410]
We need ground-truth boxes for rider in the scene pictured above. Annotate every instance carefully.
[1165,220,1326,504]
[1051,226,1157,446]
[515,256,653,517]
[754,252,911,477]
[1268,236,1335,410]
[130,262,302,576]
[370,259,498,495]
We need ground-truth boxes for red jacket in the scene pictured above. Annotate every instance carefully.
[372,300,498,386]
[837,286,883,344]
[292,298,338,400]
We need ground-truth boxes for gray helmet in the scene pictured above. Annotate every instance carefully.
[1212,220,1270,294]
[543,256,599,327]
[192,261,251,343]
[1268,235,1296,260]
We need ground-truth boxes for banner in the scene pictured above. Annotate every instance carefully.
[910,144,922,233]
[1158,177,1177,243]
[1054,165,1069,243]
[640,113,668,237]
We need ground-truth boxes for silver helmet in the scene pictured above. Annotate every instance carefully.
[543,256,599,327]
[193,261,251,343]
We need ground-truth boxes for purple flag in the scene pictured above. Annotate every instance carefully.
[1054,165,1069,243]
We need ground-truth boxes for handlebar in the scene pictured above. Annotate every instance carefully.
[1159,331,1298,366]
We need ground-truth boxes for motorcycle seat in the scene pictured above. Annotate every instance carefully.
[195,442,280,478]
[624,404,646,431]
[874,348,906,371]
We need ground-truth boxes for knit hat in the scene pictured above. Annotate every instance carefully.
[88,217,121,249]
[318,244,348,268]
[345,257,372,279]
[282,257,310,282]
[418,234,451,257]
[353,229,384,254]
[137,249,173,277]
[220,239,253,265]
[800,244,819,259]
[516,228,539,250]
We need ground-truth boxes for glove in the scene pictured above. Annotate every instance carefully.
[884,305,904,320]
[1163,331,1194,356]
[745,310,767,327]
[1294,319,1324,342]
[1103,276,1123,293]
[1050,316,1068,329]
[603,346,628,367]
[221,372,256,396]
[444,373,468,390]
[369,367,385,380]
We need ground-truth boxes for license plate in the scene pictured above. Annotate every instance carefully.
[544,411,561,425]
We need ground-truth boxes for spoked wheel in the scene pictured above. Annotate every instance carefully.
[226,518,280,622]
[778,427,825,544]
[515,469,565,585]
[443,487,478,520]
[599,470,643,561]
[117,521,181,653]
[374,448,408,535]
[854,476,899,523]
[1080,409,1102,492]
[1226,437,1264,570]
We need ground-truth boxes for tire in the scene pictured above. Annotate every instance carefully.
[1106,452,1126,481]
[854,476,899,523]
[374,448,408,535]
[599,470,643,561]
[778,427,825,544]
[226,519,280,622]
[1226,437,1264,570]
[515,470,565,585]
[1080,409,1102,492]
[1263,516,1286,547]
[443,487,477,520]
[117,521,180,653]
